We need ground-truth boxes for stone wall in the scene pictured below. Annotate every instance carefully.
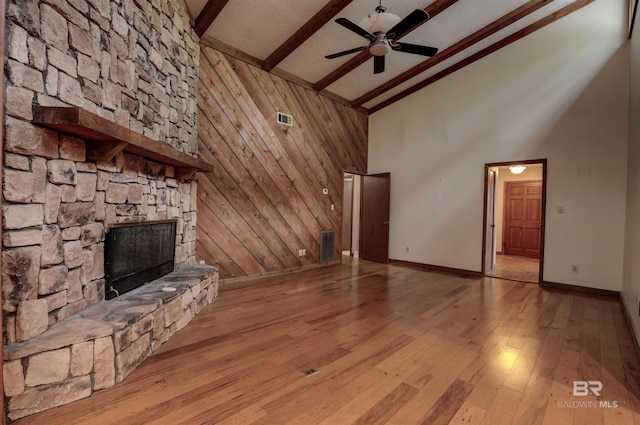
[2,0,205,369]
[2,0,208,419]
[3,0,201,338]
[6,0,199,154]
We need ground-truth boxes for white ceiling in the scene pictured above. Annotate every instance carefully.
[184,0,592,112]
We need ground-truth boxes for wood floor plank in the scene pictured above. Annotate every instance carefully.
[352,382,420,425]
[479,386,524,425]
[419,378,475,425]
[11,259,640,425]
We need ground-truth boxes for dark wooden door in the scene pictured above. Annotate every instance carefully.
[503,181,542,258]
[360,173,390,263]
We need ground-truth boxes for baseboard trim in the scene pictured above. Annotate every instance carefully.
[620,292,640,357]
[388,259,482,278]
[219,260,342,286]
[540,280,619,297]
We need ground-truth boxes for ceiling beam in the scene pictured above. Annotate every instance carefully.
[263,0,354,72]
[312,0,461,92]
[353,0,550,107]
[194,0,231,37]
[369,0,596,114]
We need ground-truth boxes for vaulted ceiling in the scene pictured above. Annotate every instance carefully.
[184,0,596,113]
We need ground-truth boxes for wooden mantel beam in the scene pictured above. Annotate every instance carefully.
[32,106,213,178]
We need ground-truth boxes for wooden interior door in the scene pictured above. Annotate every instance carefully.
[360,173,390,263]
[503,181,542,258]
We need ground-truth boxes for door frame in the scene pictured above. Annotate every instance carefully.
[342,173,354,255]
[484,169,497,271]
[481,159,547,284]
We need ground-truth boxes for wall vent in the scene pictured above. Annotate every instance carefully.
[320,230,335,263]
[277,112,293,126]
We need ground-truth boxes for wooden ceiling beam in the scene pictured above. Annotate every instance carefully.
[194,0,231,37]
[263,0,354,72]
[312,0,461,92]
[353,0,550,107]
[369,0,596,114]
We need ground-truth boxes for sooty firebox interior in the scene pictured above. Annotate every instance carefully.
[105,220,177,300]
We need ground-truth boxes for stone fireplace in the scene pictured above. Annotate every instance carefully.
[3,0,216,420]
[1,110,218,421]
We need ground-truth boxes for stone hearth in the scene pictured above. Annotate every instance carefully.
[3,265,218,421]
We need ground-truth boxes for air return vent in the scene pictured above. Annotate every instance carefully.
[277,112,293,126]
[320,230,335,263]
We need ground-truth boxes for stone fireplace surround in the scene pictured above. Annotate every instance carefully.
[2,107,217,421]
[4,265,218,421]
[4,0,211,419]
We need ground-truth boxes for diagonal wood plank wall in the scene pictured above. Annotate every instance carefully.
[196,46,368,279]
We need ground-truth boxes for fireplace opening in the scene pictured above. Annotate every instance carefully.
[105,220,177,300]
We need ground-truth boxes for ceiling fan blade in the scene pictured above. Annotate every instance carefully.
[335,17,375,41]
[325,46,367,59]
[393,42,438,57]
[373,55,385,74]
[387,9,429,40]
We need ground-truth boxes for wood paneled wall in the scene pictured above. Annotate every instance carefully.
[196,46,368,279]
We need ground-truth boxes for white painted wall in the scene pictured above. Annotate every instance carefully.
[622,7,640,340]
[369,0,629,291]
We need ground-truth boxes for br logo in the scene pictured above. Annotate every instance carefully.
[573,381,603,397]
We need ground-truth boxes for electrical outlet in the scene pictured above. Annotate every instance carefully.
[571,265,579,273]
[558,206,565,214]
[405,246,410,253]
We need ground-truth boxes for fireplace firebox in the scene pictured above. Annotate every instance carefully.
[105,220,177,300]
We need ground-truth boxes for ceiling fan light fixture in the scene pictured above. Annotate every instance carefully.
[369,36,391,56]
[359,11,401,34]
[509,165,527,174]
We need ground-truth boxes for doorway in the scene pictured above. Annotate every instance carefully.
[482,160,547,284]
[342,172,391,263]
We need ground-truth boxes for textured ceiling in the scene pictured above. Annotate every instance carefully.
[185,0,595,113]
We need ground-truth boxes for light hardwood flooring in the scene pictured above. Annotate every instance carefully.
[485,254,540,284]
[13,259,640,425]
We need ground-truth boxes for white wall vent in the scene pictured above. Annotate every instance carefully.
[277,112,293,126]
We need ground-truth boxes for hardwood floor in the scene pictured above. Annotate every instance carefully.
[13,259,640,425]
[486,254,540,284]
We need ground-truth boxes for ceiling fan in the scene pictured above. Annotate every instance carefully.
[325,2,438,74]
